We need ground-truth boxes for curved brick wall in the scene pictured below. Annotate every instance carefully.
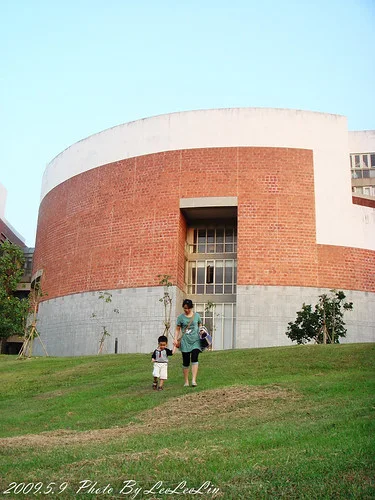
[33,147,375,300]
[32,109,375,355]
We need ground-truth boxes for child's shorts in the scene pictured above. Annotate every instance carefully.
[152,362,168,380]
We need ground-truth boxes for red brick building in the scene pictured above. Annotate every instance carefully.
[32,108,375,356]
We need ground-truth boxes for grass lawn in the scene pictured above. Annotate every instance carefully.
[0,343,374,499]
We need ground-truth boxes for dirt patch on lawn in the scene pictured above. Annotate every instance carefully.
[0,385,295,450]
[64,446,205,471]
[34,389,73,399]
[140,384,292,427]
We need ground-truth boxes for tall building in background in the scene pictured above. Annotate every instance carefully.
[0,183,27,247]
[32,108,375,356]
[0,182,34,354]
[349,131,375,203]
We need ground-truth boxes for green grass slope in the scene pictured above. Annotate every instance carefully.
[0,344,374,499]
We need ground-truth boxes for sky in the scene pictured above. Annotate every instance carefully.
[1,0,374,247]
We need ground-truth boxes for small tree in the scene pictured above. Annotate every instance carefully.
[0,240,28,351]
[204,301,217,350]
[18,281,49,358]
[286,290,353,345]
[92,291,119,354]
[158,274,173,341]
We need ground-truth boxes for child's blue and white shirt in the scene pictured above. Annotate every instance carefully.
[151,348,173,363]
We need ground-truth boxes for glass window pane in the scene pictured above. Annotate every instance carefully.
[215,284,223,294]
[204,305,213,319]
[363,155,368,167]
[206,266,214,284]
[191,262,196,284]
[215,260,223,284]
[206,261,214,283]
[198,229,206,253]
[225,228,233,242]
[192,230,197,253]
[224,262,233,284]
[197,262,205,284]
[216,229,224,252]
[371,154,375,168]
[224,303,232,317]
[213,315,223,350]
[354,155,360,168]
[223,317,233,349]
[205,317,214,333]
[196,304,205,318]
[207,229,215,253]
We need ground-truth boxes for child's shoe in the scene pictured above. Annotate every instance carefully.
[152,382,157,390]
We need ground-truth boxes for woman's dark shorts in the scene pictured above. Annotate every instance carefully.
[182,349,200,367]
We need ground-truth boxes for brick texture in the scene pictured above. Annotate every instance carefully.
[352,196,375,209]
[33,147,375,300]
[0,218,26,247]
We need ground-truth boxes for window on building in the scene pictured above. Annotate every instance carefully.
[350,153,375,198]
[185,223,237,350]
[362,186,375,196]
[195,302,236,350]
[351,170,362,179]
[206,264,214,284]
[22,252,33,279]
[187,259,237,295]
[354,185,375,197]
[189,227,237,254]
[350,153,375,170]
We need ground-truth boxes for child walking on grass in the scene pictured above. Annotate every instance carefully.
[151,335,176,391]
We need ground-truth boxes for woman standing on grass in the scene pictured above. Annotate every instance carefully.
[174,299,202,387]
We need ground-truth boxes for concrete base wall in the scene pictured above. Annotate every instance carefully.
[34,285,375,356]
[236,285,375,348]
[34,287,181,357]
